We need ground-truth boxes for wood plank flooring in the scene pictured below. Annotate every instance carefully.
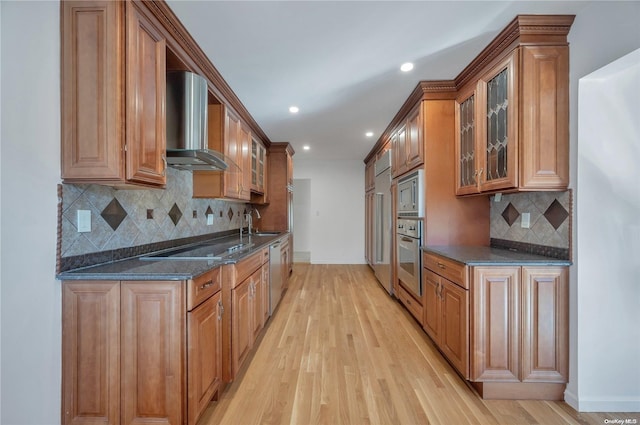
[200,264,639,425]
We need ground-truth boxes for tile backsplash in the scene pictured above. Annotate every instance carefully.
[490,190,572,254]
[59,168,248,258]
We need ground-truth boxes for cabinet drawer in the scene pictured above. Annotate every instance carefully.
[235,251,263,285]
[187,268,221,311]
[424,253,467,289]
[397,284,423,324]
[261,247,269,265]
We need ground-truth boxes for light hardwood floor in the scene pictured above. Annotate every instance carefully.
[200,264,639,425]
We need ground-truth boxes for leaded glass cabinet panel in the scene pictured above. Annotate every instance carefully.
[477,52,518,192]
[455,89,479,195]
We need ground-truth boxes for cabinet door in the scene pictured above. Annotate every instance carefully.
[262,263,270,323]
[440,279,469,379]
[455,87,480,195]
[224,111,241,199]
[232,278,252,375]
[62,281,120,425]
[471,267,519,382]
[187,291,222,425]
[477,52,518,192]
[519,46,570,190]
[250,268,264,340]
[121,281,184,425]
[422,270,441,342]
[125,2,167,186]
[391,127,407,178]
[238,124,252,200]
[405,105,423,171]
[521,267,568,383]
[251,138,267,193]
[61,0,123,182]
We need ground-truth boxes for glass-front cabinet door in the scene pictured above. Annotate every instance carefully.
[455,86,479,195]
[477,52,518,192]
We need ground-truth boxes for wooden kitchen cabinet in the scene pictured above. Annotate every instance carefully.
[193,104,251,200]
[471,266,521,382]
[61,0,167,188]
[231,277,253,375]
[62,270,225,425]
[187,272,223,425]
[391,104,424,178]
[251,137,267,194]
[365,158,375,192]
[423,251,569,400]
[423,257,469,379]
[256,143,295,232]
[62,282,120,424]
[121,281,184,425]
[224,248,272,380]
[470,264,568,399]
[454,15,573,195]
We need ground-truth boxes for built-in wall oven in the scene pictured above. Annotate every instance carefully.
[396,169,424,298]
[396,218,422,298]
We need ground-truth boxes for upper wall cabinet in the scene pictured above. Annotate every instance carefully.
[192,104,250,200]
[61,1,167,188]
[454,15,574,196]
[391,104,424,178]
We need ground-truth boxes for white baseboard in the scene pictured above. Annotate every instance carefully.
[566,393,640,412]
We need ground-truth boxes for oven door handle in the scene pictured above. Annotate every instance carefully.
[400,237,415,243]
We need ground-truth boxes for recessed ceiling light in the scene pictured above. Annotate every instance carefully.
[303,145,310,150]
[400,62,414,72]
[365,131,374,138]
[289,106,299,114]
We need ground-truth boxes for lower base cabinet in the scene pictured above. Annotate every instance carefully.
[423,252,568,400]
[227,247,270,380]
[423,269,469,378]
[187,291,223,425]
[62,271,223,425]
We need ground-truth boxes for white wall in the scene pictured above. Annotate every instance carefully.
[564,2,640,412]
[293,178,311,261]
[293,159,365,264]
[1,2,61,423]
[575,49,640,412]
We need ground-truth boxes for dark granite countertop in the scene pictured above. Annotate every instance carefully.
[57,233,287,281]
[422,245,572,266]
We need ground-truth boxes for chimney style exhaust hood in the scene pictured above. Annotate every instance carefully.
[165,71,228,171]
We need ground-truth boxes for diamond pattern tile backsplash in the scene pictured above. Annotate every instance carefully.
[490,191,572,249]
[60,168,249,257]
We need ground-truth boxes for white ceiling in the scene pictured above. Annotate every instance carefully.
[166,1,589,161]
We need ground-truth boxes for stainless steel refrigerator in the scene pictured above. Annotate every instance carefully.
[373,150,392,294]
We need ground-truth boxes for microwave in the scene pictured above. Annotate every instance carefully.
[397,169,424,217]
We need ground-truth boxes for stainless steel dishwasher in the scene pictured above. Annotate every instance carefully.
[269,240,283,315]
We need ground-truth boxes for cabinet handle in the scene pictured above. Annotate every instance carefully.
[478,168,484,178]
[437,262,446,269]
[218,300,224,320]
[200,281,213,290]
[161,154,167,177]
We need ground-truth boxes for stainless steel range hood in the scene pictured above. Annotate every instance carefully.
[165,71,228,171]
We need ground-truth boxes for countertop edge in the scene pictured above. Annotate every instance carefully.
[422,245,572,266]
[57,233,289,281]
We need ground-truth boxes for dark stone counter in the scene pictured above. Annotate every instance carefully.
[57,233,286,281]
[422,245,572,266]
